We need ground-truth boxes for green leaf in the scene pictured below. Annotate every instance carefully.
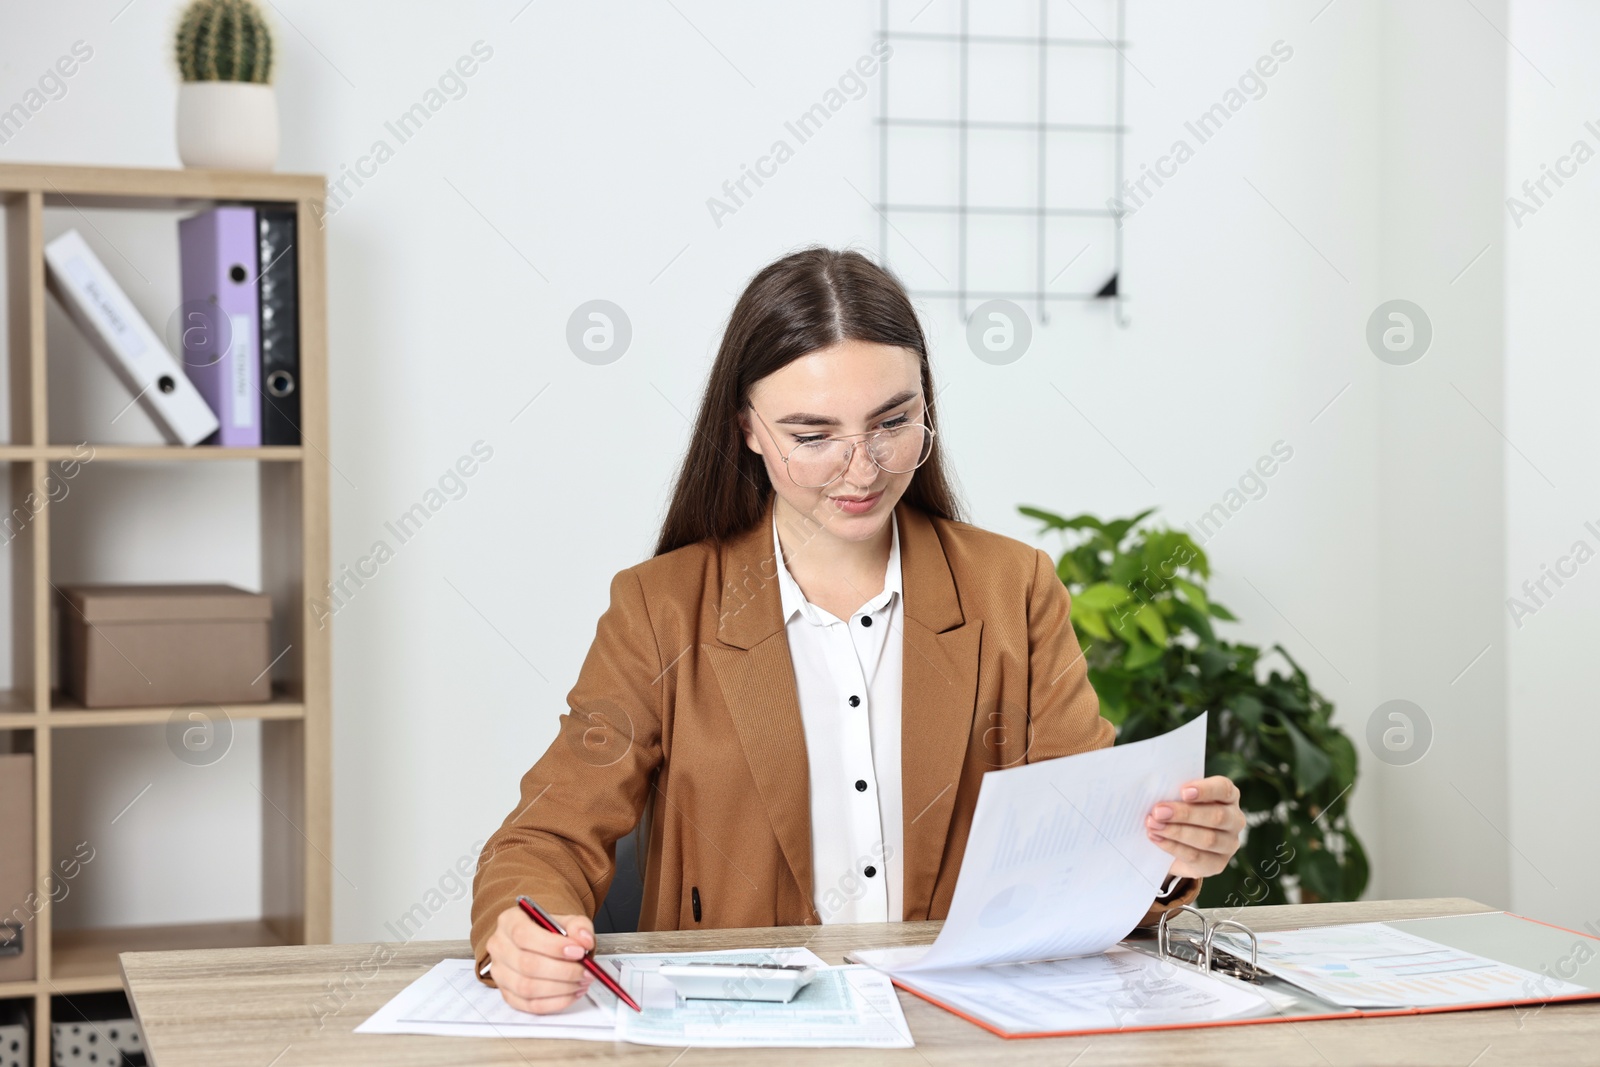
[1173,577,1209,615]
[1341,832,1371,899]
[1297,845,1342,901]
[1017,505,1071,529]
[1209,601,1238,621]
[1196,647,1235,679]
[1105,604,1143,644]
[1116,548,1156,586]
[1241,819,1288,884]
[1073,582,1131,611]
[1326,731,1357,792]
[1166,601,1216,644]
[1135,603,1168,645]
[1123,637,1165,670]
[1208,750,1251,781]
[1238,777,1283,813]
[1225,693,1265,728]
[1280,716,1333,793]
[1019,506,1106,534]
[1055,554,1085,586]
[1102,507,1157,545]
[1088,668,1128,723]
[1072,606,1111,641]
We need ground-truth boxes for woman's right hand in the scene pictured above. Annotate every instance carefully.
[486,906,597,1014]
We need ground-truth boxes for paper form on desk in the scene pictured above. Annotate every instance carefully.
[353,958,617,1041]
[1211,922,1589,1008]
[356,947,914,1048]
[856,713,1209,974]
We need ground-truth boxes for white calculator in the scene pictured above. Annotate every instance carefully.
[656,961,817,1003]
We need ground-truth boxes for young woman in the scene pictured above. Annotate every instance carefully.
[470,247,1245,1014]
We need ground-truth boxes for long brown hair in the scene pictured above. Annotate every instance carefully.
[654,247,964,556]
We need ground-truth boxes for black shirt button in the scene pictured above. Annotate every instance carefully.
[864,865,877,877]
[848,695,861,707]
[855,779,868,791]
[860,615,873,627]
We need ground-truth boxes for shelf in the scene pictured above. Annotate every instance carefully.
[0,691,305,728]
[47,691,305,728]
[0,446,303,462]
[0,977,38,999]
[0,161,324,210]
[1,159,330,1067]
[52,919,289,993]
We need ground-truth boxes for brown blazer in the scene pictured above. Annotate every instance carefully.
[470,493,1200,983]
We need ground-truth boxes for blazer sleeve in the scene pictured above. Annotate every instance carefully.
[470,566,665,986]
[1022,547,1202,927]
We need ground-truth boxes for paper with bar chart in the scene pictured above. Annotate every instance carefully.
[1213,922,1587,1008]
[856,714,1206,974]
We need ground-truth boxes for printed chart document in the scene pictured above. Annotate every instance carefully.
[354,958,616,1041]
[1212,923,1589,1008]
[857,713,1210,974]
[605,946,913,1048]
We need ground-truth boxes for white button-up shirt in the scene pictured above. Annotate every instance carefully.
[773,510,904,925]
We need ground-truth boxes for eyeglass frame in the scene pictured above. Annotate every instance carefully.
[744,393,938,490]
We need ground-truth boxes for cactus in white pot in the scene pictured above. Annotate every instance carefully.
[174,0,279,170]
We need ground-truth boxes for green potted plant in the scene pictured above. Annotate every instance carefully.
[1021,505,1368,908]
[174,0,277,170]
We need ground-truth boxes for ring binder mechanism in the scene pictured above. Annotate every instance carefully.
[1156,904,1266,983]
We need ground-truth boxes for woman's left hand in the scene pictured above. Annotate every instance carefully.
[1146,775,1245,878]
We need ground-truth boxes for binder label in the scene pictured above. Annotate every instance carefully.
[228,312,255,428]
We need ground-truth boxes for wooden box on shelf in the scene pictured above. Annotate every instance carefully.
[0,162,330,1067]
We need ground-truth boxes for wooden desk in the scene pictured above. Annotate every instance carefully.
[119,897,1599,1066]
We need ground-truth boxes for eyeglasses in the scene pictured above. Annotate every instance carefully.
[747,397,937,489]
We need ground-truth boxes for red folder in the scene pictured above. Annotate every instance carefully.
[863,910,1600,1039]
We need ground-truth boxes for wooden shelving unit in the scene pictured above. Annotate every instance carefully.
[0,163,331,1066]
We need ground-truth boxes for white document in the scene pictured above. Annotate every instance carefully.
[354,958,616,1041]
[1213,922,1589,1008]
[357,947,914,1049]
[857,713,1207,974]
[605,947,913,1049]
[892,946,1270,1033]
[43,229,220,446]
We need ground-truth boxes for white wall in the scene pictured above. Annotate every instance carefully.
[1371,0,1511,910]
[1504,0,1600,934]
[2,0,1583,943]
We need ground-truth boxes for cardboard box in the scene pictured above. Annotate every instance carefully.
[0,752,34,983]
[59,584,272,708]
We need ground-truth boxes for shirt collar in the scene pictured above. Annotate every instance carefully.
[773,506,901,626]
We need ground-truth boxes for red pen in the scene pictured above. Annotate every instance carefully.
[517,895,642,1012]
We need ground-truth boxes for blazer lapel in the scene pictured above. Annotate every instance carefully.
[896,504,982,921]
[706,495,815,912]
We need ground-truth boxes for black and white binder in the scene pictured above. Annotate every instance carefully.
[256,207,300,446]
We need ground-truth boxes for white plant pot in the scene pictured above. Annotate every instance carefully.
[176,81,279,171]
